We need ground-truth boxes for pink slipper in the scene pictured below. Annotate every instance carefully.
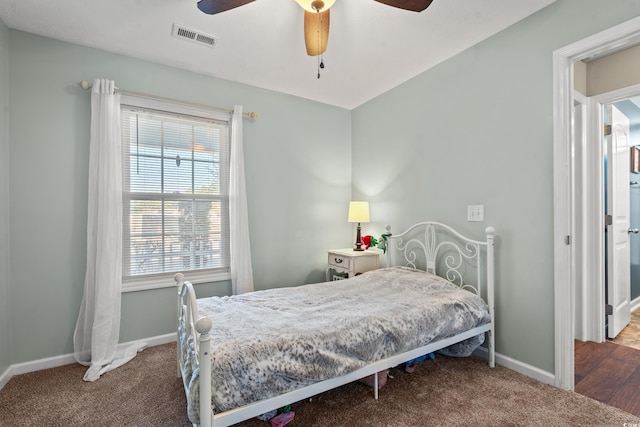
[270,411,295,427]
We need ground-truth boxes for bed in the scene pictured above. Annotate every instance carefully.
[175,221,496,427]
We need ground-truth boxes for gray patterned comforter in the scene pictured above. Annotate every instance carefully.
[182,266,490,421]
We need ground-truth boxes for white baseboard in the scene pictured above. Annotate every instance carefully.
[631,296,640,313]
[473,347,555,386]
[0,366,11,391]
[0,332,176,391]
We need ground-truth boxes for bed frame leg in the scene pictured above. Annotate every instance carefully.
[197,317,214,427]
[173,273,184,378]
[175,273,184,379]
[489,329,496,368]
[485,227,496,369]
[373,373,379,400]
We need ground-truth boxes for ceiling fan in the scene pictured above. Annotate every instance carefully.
[196,0,434,57]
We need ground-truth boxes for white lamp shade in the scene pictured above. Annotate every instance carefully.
[348,201,370,223]
[294,0,336,12]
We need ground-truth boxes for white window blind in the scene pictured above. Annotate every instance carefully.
[121,103,230,286]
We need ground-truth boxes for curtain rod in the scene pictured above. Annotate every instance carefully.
[78,80,258,119]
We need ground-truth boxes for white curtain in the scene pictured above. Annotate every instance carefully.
[230,105,254,294]
[73,78,145,382]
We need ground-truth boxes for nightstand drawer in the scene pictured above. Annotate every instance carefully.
[328,253,351,269]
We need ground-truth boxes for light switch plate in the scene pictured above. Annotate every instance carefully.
[467,205,484,222]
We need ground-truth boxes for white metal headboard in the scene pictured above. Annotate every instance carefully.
[385,222,495,297]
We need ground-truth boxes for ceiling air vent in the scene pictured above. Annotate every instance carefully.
[172,24,217,48]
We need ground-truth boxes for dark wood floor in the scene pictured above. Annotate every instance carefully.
[575,339,640,416]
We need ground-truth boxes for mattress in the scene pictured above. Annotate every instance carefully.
[180,266,490,422]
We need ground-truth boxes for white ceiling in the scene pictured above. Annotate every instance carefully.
[0,0,556,109]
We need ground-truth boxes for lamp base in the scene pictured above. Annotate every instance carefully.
[354,223,365,251]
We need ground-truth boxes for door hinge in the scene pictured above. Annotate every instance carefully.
[605,304,613,316]
[605,214,613,226]
[604,124,612,136]
[564,235,571,245]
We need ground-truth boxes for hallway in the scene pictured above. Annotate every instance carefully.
[575,311,640,417]
[610,311,640,350]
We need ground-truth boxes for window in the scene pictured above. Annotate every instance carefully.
[120,96,231,290]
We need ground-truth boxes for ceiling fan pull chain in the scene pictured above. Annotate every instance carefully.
[317,10,322,78]
[317,55,324,79]
[316,9,325,79]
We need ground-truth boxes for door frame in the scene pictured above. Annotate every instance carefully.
[553,16,640,391]
[572,90,590,343]
[572,91,606,344]
[579,86,640,344]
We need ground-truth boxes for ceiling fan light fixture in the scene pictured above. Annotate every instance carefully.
[303,9,329,56]
[295,0,336,13]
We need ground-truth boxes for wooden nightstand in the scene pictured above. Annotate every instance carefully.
[326,249,380,281]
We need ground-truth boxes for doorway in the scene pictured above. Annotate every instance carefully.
[553,16,640,391]
[572,86,636,344]
[614,97,640,320]
[572,95,640,416]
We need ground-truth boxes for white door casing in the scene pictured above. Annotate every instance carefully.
[606,105,632,339]
[572,92,592,342]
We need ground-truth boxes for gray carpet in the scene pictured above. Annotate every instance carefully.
[1,342,638,426]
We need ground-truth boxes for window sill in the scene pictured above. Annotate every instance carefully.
[122,270,231,293]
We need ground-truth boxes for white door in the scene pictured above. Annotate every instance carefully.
[606,104,632,339]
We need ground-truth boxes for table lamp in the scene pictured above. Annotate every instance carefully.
[348,201,370,251]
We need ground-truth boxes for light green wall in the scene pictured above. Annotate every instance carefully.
[8,31,352,362]
[9,0,640,377]
[352,0,640,374]
[0,17,10,376]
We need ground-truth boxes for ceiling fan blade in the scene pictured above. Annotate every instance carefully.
[197,0,256,15]
[373,0,433,12]
[303,9,330,56]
